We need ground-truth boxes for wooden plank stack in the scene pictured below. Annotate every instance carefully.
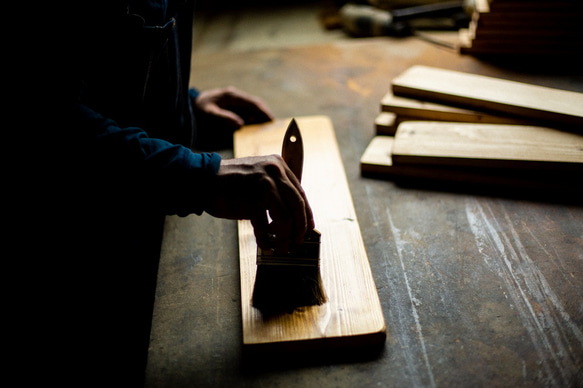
[459,0,583,56]
[360,65,583,192]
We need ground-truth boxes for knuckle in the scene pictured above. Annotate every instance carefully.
[223,86,239,97]
[263,155,285,176]
[257,174,277,194]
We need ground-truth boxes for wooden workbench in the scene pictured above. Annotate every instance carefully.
[145,37,583,387]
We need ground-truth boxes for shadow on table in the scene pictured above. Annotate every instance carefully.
[241,341,386,374]
[362,171,583,207]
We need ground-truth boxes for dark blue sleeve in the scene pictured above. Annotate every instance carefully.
[66,102,221,216]
[189,87,200,101]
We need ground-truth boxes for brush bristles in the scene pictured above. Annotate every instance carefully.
[252,265,327,313]
[252,229,326,314]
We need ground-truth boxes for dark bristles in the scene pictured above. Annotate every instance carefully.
[252,265,327,314]
[252,229,326,315]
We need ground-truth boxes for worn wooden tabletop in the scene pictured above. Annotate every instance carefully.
[145,37,583,387]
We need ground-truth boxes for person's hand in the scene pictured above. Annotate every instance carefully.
[194,87,274,149]
[204,155,314,252]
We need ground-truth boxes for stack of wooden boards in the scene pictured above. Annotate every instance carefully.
[459,0,583,56]
[360,65,583,191]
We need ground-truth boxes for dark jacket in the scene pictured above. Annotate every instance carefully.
[61,0,221,215]
[24,1,219,385]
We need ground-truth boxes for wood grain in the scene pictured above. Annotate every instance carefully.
[391,121,583,171]
[391,65,583,127]
[234,116,386,352]
[360,135,582,190]
[381,91,531,126]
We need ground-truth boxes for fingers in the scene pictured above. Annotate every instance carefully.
[194,87,274,135]
[204,103,245,130]
[260,170,293,252]
[207,155,314,253]
[277,163,315,244]
[250,211,270,250]
[211,87,274,124]
[229,89,274,123]
[262,157,313,250]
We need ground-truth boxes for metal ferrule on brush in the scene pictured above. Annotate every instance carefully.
[257,229,321,267]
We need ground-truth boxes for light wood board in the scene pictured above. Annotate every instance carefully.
[375,112,398,135]
[391,65,583,127]
[391,121,583,171]
[381,91,531,126]
[360,135,582,190]
[234,116,386,352]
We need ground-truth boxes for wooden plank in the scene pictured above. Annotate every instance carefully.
[474,28,583,40]
[476,20,581,31]
[391,65,583,127]
[360,135,583,191]
[477,12,581,25]
[234,116,386,352]
[474,0,583,16]
[488,1,583,12]
[381,91,532,126]
[474,14,581,29]
[460,35,583,55]
[462,41,583,55]
[474,0,489,13]
[390,121,583,171]
[459,30,582,55]
[360,135,507,181]
[375,112,398,135]
[375,112,433,136]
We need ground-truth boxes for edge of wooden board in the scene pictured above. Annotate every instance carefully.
[242,329,388,355]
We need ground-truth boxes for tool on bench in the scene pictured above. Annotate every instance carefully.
[339,1,468,37]
[251,118,326,314]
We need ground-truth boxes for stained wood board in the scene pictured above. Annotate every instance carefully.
[477,11,581,25]
[391,65,583,127]
[488,1,583,13]
[234,116,386,352]
[474,0,583,18]
[474,14,581,29]
[459,30,580,56]
[360,135,582,190]
[473,27,583,40]
[463,40,583,54]
[381,91,532,126]
[391,121,583,171]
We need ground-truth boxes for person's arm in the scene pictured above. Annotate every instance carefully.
[61,102,313,249]
[64,101,221,216]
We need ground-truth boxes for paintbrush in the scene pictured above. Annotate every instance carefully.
[251,119,327,314]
